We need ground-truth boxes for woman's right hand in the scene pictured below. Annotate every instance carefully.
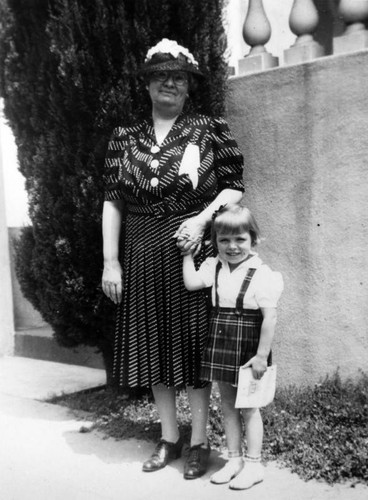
[174,216,206,256]
[102,260,123,304]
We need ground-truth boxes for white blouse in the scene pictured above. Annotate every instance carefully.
[197,253,284,309]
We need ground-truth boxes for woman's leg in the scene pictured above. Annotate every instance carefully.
[229,408,265,490]
[151,384,180,442]
[184,384,212,479]
[142,384,182,472]
[210,382,244,484]
[186,384,211,446]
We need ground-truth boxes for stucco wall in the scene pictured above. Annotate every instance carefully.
[0,137,14,355]
[8,227,46,330]
[226,50,368,386]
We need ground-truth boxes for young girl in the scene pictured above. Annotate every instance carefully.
[182,204,283,490]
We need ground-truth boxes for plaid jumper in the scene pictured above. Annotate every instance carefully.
[201,262,272,385]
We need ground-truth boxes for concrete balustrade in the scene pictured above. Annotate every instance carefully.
[236,0,368,73]
[238,0,279,75]
[333,0,368,54]
[284,0,324,65]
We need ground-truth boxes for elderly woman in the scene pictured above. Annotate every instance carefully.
[102,38,244,479]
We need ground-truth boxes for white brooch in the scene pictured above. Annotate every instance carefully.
[178,144,200,190]
[145,38,199,68]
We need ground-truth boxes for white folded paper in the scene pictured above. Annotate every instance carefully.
[235,365,277,408]
[178,144,200,189]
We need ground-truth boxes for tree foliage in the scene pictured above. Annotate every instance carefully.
[0,0,228,378]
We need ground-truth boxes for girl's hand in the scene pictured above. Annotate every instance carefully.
[242,355,268,380]
[178,245,195,256]
[102,260,123,304]
[173,216,206,256]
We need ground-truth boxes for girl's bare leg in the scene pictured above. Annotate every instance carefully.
[243,407,263,456]
[210,382,244,484]
[229,407,265,490]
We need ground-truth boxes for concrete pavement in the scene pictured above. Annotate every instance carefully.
[0,356,367,500]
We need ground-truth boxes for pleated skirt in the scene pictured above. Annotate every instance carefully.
[201,308,271,386]
[112,211,211,388]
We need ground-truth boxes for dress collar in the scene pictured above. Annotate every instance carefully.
[144,112,187,144]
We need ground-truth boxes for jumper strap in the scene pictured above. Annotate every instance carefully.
[235,268,257,314]
[214,262,257,314]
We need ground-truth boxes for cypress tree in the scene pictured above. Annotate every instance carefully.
[0,0,228,381]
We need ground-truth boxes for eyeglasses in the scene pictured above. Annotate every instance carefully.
[151,71,188,86]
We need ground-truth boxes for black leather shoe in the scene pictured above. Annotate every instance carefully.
[184,443,211,479]
[142,438,183,472]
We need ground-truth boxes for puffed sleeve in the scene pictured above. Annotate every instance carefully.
[103,127,125,201]
[210,117,244,192]
[254,266,284,308]
[197,257,217,288]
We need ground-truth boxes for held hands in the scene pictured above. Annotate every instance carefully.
[242,355,268,380]
[102,260,123,304]
[173,216,206,256]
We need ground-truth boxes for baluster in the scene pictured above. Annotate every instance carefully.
[238,0,278,76]
[333,0,368,54]
[284,0,324,65]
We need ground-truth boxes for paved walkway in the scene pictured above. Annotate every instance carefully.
[0,356,367,500]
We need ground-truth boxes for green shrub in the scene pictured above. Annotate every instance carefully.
[0,0,228,379]
[262,371,368,484]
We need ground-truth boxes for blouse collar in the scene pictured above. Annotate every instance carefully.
[218,252,263,271]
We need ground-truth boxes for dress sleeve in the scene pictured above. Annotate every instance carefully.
[210,117,244,192]
[254,266,284,308]
[197,257,217,288]
[103,127,124,201]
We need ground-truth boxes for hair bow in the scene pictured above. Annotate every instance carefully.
[211,204,227,220]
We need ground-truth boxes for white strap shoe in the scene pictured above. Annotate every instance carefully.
[229,461,264,490]
[210,457,244,484]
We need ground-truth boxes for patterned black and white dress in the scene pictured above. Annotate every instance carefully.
[103,113,244,388]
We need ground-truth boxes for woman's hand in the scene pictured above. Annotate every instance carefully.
[102,260,123,304]
[242,355,268,380]
[174,216,206,256]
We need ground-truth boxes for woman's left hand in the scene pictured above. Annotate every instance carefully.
[174,216,206,256]
[242,355,268,380]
